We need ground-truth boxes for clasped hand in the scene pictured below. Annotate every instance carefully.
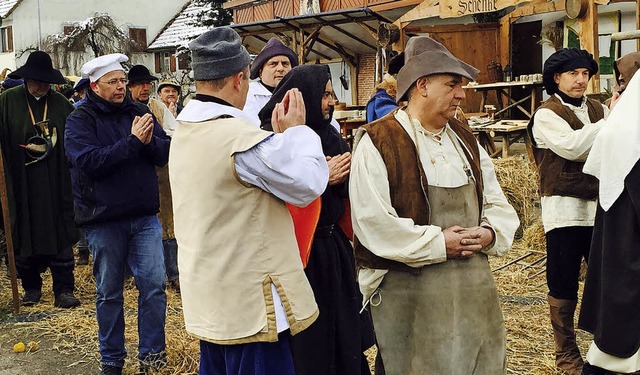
[131,113,154,145]
[443,225,494,260]
[326,153,351,185]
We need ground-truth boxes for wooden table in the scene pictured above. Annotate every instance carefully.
[337,118,366,148]
[463,81,543,119]
[471,120,533,160]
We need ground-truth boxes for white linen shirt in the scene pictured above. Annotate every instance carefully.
[531,94,608,232]
[350,109,519,300]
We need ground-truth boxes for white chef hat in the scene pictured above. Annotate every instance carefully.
[81,53,128,82]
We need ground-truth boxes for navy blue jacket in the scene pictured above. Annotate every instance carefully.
[365,89,398,123]
[64,90,170,225]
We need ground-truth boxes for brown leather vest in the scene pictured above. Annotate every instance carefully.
[527,95,603,199]
[354,110,484,273]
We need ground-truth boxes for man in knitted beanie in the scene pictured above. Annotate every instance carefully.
[527,47,609,375]
[170,26,328,375]
[242,37,298,122]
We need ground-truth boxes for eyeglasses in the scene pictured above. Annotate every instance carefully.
[97,78,129,86]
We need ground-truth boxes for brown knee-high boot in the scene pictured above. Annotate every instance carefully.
[549,295,584,375]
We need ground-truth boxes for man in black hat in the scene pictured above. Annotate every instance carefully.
[127,65,176,135]
[527,47,609,375]
[349,36,518,374]
[127,65,179,291]
[242,37,299,122]
[0,50,80,308]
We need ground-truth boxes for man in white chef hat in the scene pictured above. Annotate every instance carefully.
[64,53,171,375]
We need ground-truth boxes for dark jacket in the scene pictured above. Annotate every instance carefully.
[365,89,398,123]
[64,90,170,226]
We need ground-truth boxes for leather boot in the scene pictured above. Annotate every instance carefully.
[76,248,89,265]
[549,295,584,374]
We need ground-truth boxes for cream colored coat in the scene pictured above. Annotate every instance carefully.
[169,117,318,344]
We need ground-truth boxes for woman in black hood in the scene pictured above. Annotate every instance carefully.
[259,64,375,375]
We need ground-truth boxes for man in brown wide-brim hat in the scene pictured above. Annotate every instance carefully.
[349,36,519,374]
[0,50,81,308]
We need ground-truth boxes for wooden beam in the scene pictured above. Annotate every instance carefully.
[499,16,511,68]
[334,42,357,68]
[303,27,322,62]
[580,0,600,93]
[277,18,357,63]
[507,0,565,18]
[356,22,378,40]
[369,0,424,12]
[405,22,502,33]
[393,0,439,27]
[611,30,640,41]
[303,25,322,46]
[223,0,255,10]
[238,26,293,37]
[328,24,377,50]
[495,0,533,9]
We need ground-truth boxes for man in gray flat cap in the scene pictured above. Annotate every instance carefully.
[169,27,328,375]
[349,36,519,374]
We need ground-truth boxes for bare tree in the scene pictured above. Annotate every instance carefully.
[40,13,139,74]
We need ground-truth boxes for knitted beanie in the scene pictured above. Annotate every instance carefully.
[189,27,251,80]
[250,38,299,80]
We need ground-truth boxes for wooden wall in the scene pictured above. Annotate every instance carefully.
[234,0,394,22]
[405,23,501,114]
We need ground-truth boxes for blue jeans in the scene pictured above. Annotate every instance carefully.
[84,215,167,368]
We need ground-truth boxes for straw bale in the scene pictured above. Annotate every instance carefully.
[493,155,540,238]
[522,219,546,252]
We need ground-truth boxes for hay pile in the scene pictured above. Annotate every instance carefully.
[0,264,198,374]
[0,155,588,374]
[493,155,540,239]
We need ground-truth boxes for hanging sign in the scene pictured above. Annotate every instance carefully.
[439,0,531,18]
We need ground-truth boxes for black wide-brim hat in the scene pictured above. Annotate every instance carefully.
[127,65,158,84]
[8,51,65,84]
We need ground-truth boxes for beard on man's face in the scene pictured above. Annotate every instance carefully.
[322,106,334,121]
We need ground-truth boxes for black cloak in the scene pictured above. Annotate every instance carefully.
[259,64,375,375]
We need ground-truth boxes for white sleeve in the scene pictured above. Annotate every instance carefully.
[349,133,447,267]
[162,107,178,137]
[234,126,329,207]
[477,145,520,256]
[532,108,605,162]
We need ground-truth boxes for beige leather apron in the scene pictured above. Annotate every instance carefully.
[371,180,506,374]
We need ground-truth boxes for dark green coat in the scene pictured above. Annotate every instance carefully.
[0,85,78,257]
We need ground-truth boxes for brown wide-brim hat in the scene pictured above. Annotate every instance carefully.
[396,36,479,102]
[8,51,65,84]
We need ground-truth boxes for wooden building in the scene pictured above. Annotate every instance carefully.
[224,0,640,113]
